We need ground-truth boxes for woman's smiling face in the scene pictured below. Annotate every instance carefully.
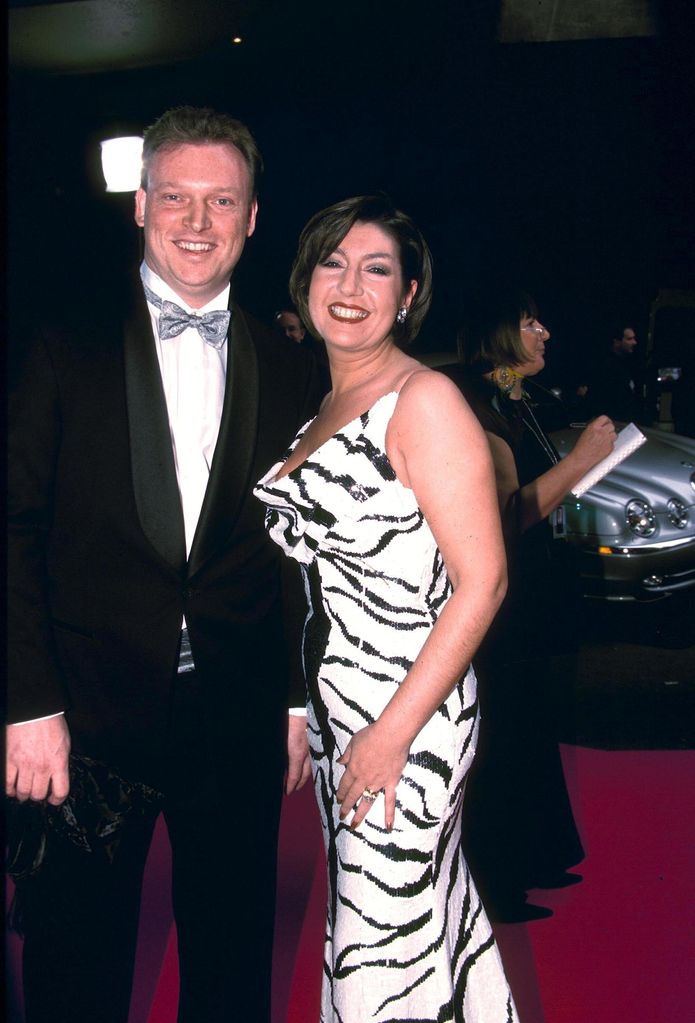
[308,221,416,353]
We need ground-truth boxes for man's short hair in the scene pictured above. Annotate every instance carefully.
[141,106,263,195]
[289,194,433,347]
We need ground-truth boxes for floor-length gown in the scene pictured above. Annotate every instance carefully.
[440,367,585,913]
[255,391,517,1023]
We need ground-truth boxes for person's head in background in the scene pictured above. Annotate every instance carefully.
[458,288,548,371]
[612,326,637,357]
[274,307,306,344]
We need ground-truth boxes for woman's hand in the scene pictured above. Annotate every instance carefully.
[336,724,410,831]
[570,415,617,473]
[505,414,618,532]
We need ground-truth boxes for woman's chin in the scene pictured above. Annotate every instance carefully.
[520,359,544,378]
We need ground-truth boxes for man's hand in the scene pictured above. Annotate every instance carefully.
[6,716,71,805]
[285,714,311,795]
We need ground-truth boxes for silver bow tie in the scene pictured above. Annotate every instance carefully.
[142,282,230,349]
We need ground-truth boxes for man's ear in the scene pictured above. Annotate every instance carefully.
[134,188,146,227]
[246,197,258,238]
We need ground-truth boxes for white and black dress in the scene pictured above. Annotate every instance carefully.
[254,391,517,1023]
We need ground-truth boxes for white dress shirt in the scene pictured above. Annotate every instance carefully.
[141,261,228,557]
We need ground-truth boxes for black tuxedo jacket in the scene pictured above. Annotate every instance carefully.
[8,280,321,787]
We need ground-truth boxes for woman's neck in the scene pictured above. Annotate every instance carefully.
[327,342,406,399]
[483,368,524,400]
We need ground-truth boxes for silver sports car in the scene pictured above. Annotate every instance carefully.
[551,426,695,600]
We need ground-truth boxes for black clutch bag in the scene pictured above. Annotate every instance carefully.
[6,753,163,932]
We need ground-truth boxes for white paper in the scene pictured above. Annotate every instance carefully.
[571,422,647,497]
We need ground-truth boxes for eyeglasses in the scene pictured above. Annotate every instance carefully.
[521,324,545,336]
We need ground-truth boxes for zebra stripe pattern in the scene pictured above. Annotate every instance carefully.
[255,391,517,1023]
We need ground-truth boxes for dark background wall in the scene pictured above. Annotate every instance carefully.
[8,1,695,389]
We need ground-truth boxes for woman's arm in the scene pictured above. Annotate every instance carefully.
[487,415,616,534]
[335,371,507,829]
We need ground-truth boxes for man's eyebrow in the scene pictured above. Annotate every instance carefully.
[153,180,243,191]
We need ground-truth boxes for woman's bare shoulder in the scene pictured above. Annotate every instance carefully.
[396,366,476,418]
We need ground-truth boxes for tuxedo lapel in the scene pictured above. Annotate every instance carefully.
[123,292,186,574]
[187,304,259,580]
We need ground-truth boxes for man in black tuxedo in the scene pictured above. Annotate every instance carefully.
[7,106,321,1023]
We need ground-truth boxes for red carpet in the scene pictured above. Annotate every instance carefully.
[522,747,695,1023]
[6,746,694,1022]
[267,746,695,1023]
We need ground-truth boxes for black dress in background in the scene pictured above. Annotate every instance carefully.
[441,365,584,915]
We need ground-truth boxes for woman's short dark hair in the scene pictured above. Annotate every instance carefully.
[458,287,539,371]
[289,195,433,346]
[141,105,263,196]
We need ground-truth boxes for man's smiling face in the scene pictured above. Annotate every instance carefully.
[135,141,257,308]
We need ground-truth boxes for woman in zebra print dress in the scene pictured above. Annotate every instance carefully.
[254,196,518,1022]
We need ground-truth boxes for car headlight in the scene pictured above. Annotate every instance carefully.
[667,498,689,529]
[626,499,656,537]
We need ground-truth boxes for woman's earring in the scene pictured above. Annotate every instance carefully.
[492,365,517,396]
[396,306,407,325]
